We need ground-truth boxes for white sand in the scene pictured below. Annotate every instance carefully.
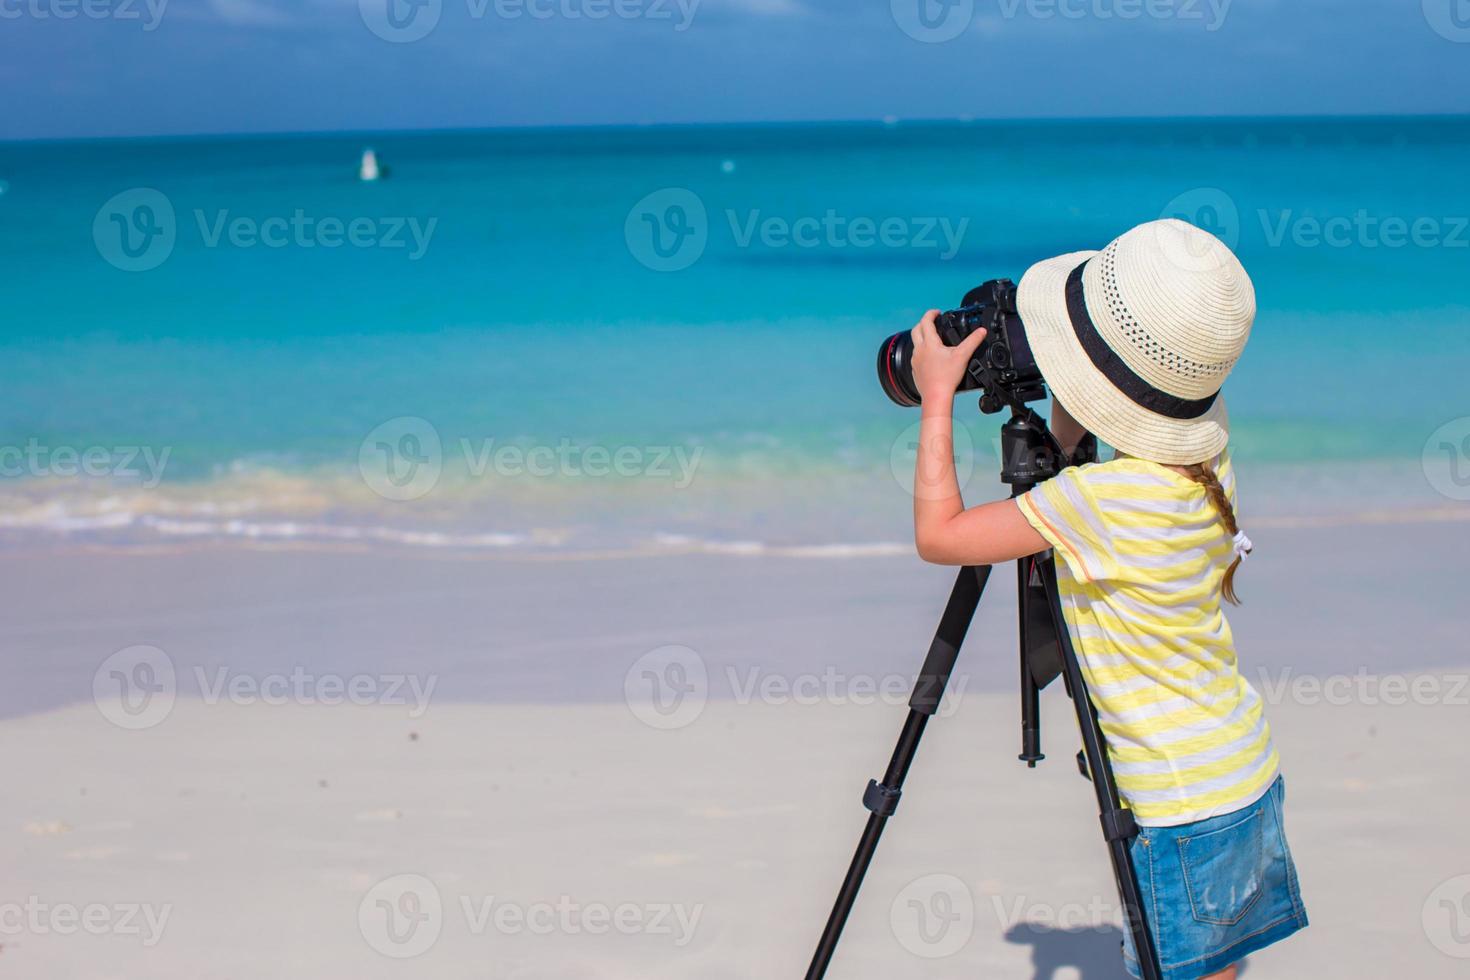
[3,517,1467,977]
[3,680,1467,978]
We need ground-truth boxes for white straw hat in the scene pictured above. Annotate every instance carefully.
[1016,218,1255,465]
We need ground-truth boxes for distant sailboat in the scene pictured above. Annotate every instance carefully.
[359,148,383,182]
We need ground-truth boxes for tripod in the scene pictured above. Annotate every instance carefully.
[803,407,1164,980]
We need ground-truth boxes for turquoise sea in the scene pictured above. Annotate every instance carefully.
[1,117,1467,553]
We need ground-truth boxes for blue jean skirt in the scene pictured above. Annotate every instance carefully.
[1123,777,1308,979]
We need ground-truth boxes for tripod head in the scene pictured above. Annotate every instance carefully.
[996,404,1098,495]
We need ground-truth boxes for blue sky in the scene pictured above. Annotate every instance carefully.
[4,0,1469,139]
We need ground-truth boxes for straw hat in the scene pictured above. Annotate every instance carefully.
[1016,219,1255,465]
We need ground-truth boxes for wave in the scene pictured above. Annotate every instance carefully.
[2,458,1467,559]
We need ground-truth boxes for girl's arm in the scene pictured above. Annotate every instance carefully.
[907,310,1050,566]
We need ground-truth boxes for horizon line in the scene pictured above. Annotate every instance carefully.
[4,111,1469,148]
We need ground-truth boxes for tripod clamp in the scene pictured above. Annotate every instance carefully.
[861,780,900,817]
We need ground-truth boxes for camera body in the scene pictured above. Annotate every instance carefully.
[877,277,1046,412]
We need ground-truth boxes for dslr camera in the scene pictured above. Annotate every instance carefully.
[877,278,1046,413]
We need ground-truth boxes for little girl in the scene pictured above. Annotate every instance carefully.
[906,219,1307,980]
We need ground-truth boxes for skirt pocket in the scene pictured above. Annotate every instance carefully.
[1176,808,1267,927]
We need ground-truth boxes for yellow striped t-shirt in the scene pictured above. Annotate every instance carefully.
[1016,450,1279,827]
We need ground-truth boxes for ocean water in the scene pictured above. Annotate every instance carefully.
[1,117,1467,554]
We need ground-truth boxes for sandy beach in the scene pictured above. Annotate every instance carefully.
[3,513,1468,978]
[3,682,1467,978]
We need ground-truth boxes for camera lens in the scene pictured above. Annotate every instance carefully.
[877,331,922,407]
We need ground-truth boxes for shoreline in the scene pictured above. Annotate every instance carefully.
[2,443,1465,560]
[1,496,1467,561]
[2,499,1470,558]
[4,516,1465,723]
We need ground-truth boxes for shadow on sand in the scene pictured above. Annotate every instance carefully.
[1003,923,1251,980]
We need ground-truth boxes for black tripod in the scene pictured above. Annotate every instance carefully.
[803,407,1164,980]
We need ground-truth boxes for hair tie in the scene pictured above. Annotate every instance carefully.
[1232,529,1253,561]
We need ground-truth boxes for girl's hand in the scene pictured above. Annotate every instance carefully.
[908,310,988,405]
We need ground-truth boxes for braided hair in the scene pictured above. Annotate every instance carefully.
[1184,461,1248,605]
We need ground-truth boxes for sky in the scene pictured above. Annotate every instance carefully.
[3,0,1469,140]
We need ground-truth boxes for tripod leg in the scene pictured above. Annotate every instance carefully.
[803,565,991,980]
[1017,561,1044,766]
[1036,557,1164,980]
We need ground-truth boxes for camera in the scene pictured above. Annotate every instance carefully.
[876,278,1045,413]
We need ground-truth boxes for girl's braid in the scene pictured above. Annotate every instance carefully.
[1184,461,1247,605]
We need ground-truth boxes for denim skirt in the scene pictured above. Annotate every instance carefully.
[1122,776,1308,979]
